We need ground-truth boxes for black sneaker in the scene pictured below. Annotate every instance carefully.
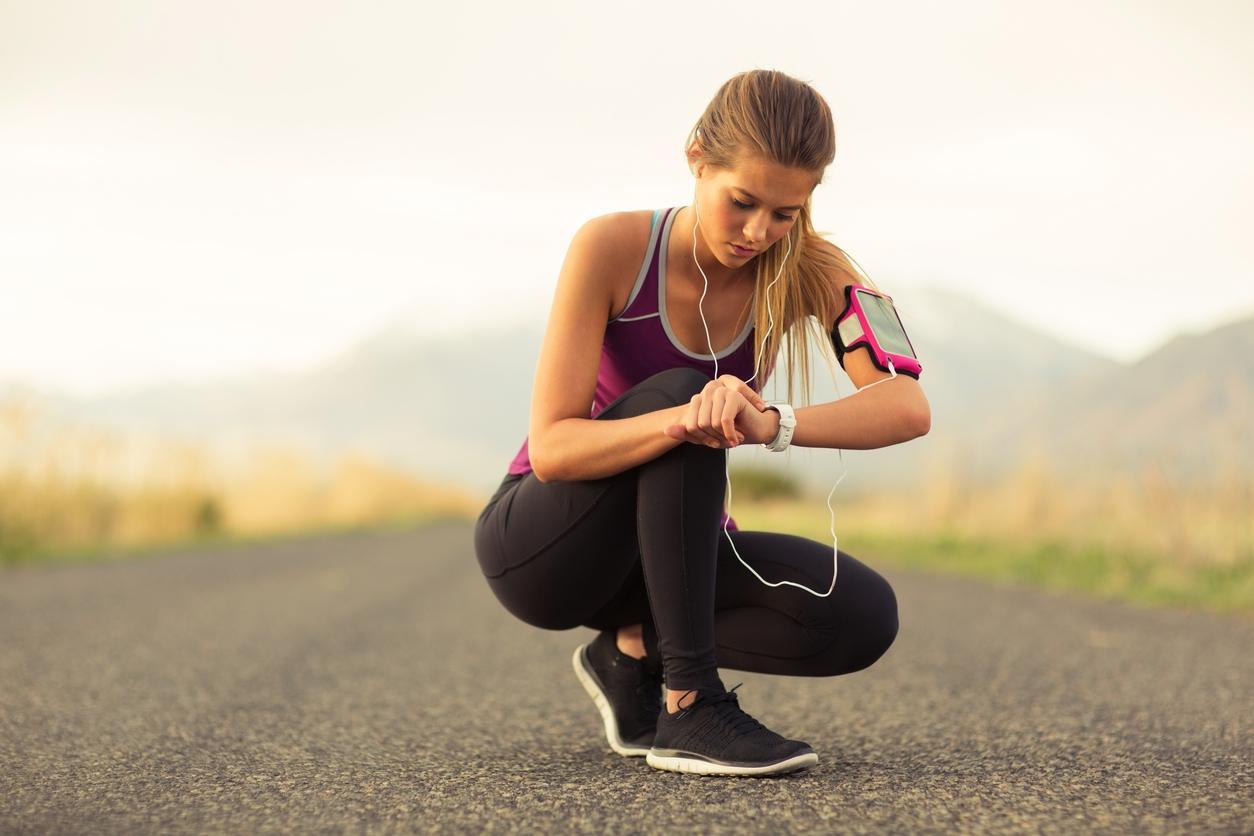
[572,630,664,757]
[646,684,819,776]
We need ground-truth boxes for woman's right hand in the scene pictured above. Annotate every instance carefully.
[663,374,772,448]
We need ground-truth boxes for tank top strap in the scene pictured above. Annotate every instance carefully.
[610,206,678,323]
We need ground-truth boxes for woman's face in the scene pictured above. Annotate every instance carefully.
[691,151,819,270]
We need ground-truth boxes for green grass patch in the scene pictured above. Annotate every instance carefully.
[853,532,1254,615]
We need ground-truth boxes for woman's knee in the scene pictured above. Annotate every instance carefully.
[596,367,711,422]
[840,571,899,673]
[804,565,899,676]
[641,367,710,403]
[483,574,588,631]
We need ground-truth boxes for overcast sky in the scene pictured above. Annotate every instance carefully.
[2,0,1251,395]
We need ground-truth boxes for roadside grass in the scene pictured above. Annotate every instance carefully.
[4,397,1249,615]
[0,507,476,569]
[730,498,1254,616]
[0,466,481,568]
[0,396,481,567]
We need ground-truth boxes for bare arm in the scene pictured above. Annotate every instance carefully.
[538,406,690,483]
[528,213,688,483]
[667,366,928,452]
[791,373,930,450]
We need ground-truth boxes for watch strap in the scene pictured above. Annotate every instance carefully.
[763,402,796,452]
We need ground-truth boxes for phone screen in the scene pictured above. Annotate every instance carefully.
[856,290,917,358]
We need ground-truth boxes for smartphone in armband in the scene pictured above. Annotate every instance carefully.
[830,285,923,379]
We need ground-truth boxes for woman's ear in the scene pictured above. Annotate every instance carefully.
[686,142,703,178]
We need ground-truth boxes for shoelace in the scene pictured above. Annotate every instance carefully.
[676,683,766,736]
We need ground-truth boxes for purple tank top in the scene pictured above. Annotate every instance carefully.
[508,206,772,531]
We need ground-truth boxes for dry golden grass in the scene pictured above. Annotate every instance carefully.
[921,451,1250,568]
[4,391,1250,613]
[728,457,1253,613]
[728,449,1252,568]
[0,396,481,562]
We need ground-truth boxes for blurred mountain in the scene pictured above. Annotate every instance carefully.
[962,314,1253,489]
[11,288,1250,500]
[42,322,544,496]
[842,294,1252,494]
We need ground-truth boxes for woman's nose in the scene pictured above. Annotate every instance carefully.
[744,216,768,244]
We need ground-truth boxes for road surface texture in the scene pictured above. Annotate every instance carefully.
[1,520,1249,834]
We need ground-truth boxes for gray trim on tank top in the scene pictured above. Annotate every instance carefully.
[608,209,663,324]
[658,205,755,361]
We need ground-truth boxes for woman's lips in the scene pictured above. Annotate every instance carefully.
[731,244,757,257]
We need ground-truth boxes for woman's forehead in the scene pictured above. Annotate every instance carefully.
[720,156,817,207]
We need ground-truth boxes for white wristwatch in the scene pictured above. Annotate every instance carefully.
[762,402,796,452]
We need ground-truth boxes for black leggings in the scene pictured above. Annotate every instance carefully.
[473,368,899,692]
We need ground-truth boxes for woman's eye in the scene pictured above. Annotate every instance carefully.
[731,197,796,222]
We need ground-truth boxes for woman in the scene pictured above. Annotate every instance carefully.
[473,69,930,777]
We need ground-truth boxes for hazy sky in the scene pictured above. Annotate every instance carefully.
[3,0,1251,395]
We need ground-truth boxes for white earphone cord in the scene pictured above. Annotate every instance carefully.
[690,199,897,598]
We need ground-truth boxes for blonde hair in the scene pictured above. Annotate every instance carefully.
[686,69,877,405]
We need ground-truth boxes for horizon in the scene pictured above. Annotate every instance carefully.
[3,285,1249,400]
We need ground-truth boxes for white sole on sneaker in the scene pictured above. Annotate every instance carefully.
[571,644,652,757]
[646,748,819,777]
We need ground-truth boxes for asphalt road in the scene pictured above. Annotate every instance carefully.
[1,520,1250,834]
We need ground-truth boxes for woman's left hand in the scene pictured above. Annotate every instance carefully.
[663,374,777,449]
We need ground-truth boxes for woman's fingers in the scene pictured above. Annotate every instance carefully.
[675,391,724,448]
[745,384,768,411]
[662,379,757,448]
[716,392,744,446]
[687,393,721,446]
[706,387,738,447]
[721,391,742,443]
[697,390,716,442]
[700,386,744,447]
[707,386,733,443]
[718,374,767,411]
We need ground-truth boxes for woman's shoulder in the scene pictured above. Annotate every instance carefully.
[569,209,659,272]
[805,235,877,329]
[577,209,656,249]
[553,210,663,319]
